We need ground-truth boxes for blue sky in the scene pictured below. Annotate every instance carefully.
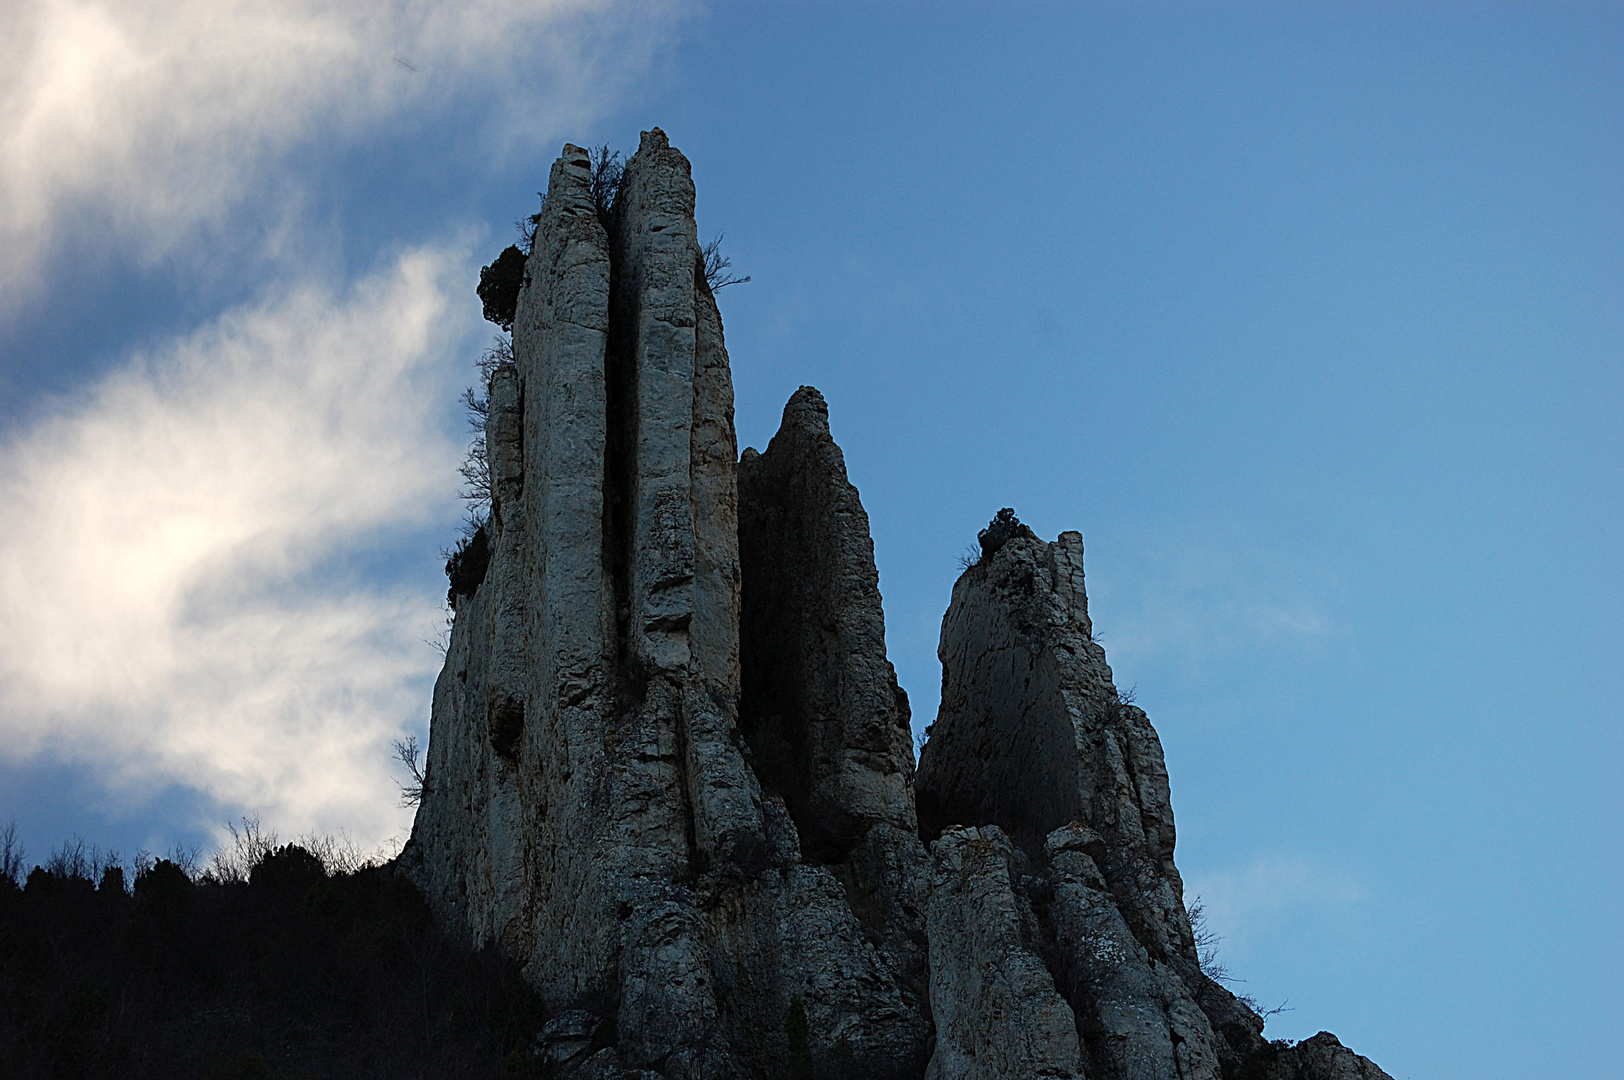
[1,3,1618,1076]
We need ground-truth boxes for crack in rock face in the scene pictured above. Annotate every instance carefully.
[398,130,1395,1080]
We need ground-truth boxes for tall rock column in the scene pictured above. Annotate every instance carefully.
[738,387,919,854]
[738,385,933,1022]
[916,527,1227,1079]
[404,131,930,1080]
[607,127,766,879]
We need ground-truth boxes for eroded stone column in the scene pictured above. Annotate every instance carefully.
[916,528,1220,1080]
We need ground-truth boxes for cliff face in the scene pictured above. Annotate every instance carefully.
[402,131,1392,1080]
[401,132,929,1080]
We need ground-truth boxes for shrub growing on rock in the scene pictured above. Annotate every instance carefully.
[445,522,491,606]
[977,507,1024,560]
[477,246,526,332]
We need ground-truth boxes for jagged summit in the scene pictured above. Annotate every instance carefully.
[401,131,1392,1080]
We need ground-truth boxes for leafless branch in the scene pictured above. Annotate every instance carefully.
[457,335,513,517]
[0,820,24,885]
[1187,895,1233,985]
[702,233,751,291]
[394,736,429,808]
[589,144,623,225]
[425,610,452,658]
[205,817,278,884]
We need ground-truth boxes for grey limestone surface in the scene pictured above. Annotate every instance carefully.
[401,130,1394,1080]
[402,131,927,1080]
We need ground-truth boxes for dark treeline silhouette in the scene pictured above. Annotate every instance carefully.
[0,833,544,1079]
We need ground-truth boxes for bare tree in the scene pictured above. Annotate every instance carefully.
[1187,895,1230,984]
[0,820,25,885]
[702,233,751,291]
[295,829,375,875]
[394,735,429,808]
[44,836,120,881]
[588,143,623,225]
[458,385,491,511]
[1187,894,1294,1021]
[457,334,513,519]
[206,816,279,884]
[425,609,453,659]
[167,841,203,879]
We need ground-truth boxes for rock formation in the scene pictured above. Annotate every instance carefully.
[402,131,928,1080]
[402,129,1393,1080]
[914,526,1390,1080]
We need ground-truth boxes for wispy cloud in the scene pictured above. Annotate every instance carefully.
[0,247,471,846]
[0,0,687,848]
[1185,855,1368,952]
[1089,527,1343,669]
[0,0,684,298]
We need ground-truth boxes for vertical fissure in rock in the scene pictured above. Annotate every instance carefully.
[736,536,814,845]
[600,148,711,884]
[603,201,637,686]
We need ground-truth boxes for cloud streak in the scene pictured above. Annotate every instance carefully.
[0,247,471,846]
[1088,528,1342,670]
[0,0,687,849]
[1185,856,1367,952]
[0,0,682,297]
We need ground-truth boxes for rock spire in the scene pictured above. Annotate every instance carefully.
[402,131,929,1079]
[915,528,1391,1080]
[402,130,1394,1080]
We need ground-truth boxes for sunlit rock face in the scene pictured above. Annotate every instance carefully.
[401,130,929,1080]
[402,129,1392,1080]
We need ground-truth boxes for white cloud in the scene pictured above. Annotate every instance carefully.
[0,0,686,848]
[0,0,683,297]
[0,246,472,847]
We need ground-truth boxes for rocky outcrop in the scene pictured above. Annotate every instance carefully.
[916,527,1391,1080]
[402,131,927,1080]
[1260,1033,1395,1080]
[403,129,1393,1080]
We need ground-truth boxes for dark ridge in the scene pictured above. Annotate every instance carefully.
[0,852,542,1080]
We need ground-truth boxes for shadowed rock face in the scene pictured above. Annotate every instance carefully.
[402,129,1392,1080]
[916,533,1394,1080]
[738,386,918,862]
[738,385,932,1020]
